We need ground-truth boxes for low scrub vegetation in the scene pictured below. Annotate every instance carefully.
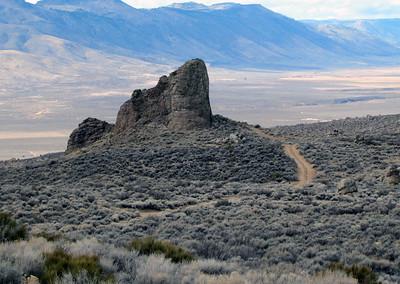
[0,237,359,284]
[129,236,195,263]
[1,115,400,282]
[0,212,27,242]
[42,248,110,284]
[328,262,380,284]
[34,231,64,242]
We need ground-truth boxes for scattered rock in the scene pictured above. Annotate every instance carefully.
[214,132,246,145]
[229,133,240,144]
[66,118,113,153]
[337,178,358,194]
[385,165,400,185]
[115,59,212,133]
[111,214,120,222]
[25,275,39,284]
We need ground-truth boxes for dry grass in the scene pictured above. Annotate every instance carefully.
[0,238,358,284]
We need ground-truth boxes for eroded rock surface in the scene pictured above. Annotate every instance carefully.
[115,59,212,133]
[66,118,113,152]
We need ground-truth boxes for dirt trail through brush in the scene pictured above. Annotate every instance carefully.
[283,144,316,187]
[138,128,316,219]
[138,195,240,219]
[252,128,316,187]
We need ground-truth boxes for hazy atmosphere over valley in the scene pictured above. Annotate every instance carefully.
[1,1,400,284]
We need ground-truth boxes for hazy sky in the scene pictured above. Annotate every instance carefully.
[25,0,400,20]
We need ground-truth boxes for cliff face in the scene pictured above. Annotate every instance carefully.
[114,59,212,133]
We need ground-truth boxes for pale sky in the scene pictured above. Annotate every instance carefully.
[25,0,400,20]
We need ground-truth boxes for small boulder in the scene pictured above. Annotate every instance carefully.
[25,276,40,284]
[229,133,240,143]
[66,118,113,153]
[385,165,400,185]
[337,178,358,194]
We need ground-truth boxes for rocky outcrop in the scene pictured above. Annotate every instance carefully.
[115,59,212,133]
[65,59,212,153]
[66,118,113,152]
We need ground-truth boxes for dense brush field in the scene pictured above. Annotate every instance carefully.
[1,115,400,283]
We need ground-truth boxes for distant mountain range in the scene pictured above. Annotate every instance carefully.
[1,0,400,69]
[305,19,400,48]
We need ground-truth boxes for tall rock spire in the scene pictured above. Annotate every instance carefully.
[115,59,212,132]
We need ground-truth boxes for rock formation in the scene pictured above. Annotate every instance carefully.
[66,59,212,152]
[66,118,113,152]
[115,59,212,133]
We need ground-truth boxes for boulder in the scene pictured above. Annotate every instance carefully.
[115,59,212,133]
[66,118,113,152]
[25,276,39,284]
[337,178,358,194]
[385,165,400,185]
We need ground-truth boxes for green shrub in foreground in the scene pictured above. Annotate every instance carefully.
[328,262,380,284]
[129,237,195,263]
[0,212,27,242]
[41,248,110,284]
[34,231,63,242]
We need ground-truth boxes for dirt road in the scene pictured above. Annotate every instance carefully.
[283,144,316,187]
[138,128,317,219]
[253,127,316,187]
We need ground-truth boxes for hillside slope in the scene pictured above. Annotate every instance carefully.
[1,113,399,282]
